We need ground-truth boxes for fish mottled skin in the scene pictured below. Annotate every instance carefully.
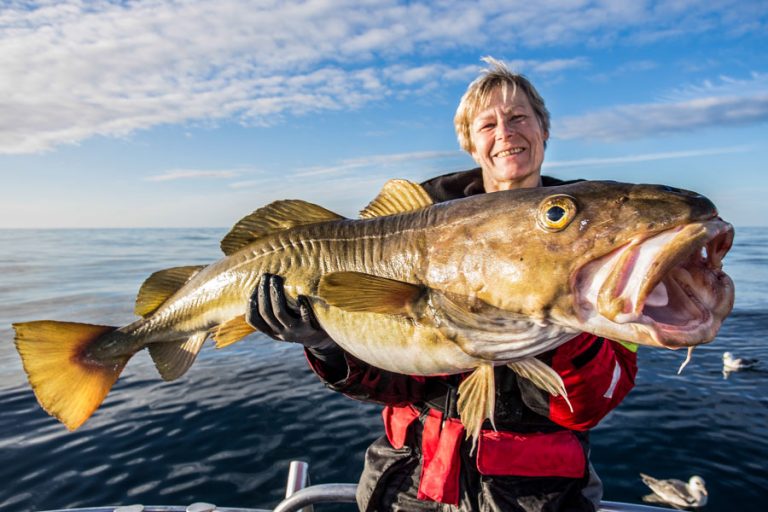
[12,179,735,439]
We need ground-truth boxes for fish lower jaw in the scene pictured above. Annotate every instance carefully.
[572,299,719,348]
[583,306,725,349]
[652,323,719,348]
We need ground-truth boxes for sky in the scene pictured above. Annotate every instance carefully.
[1,0,767,229]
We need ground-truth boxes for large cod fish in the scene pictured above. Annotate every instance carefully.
[13,179,735,442]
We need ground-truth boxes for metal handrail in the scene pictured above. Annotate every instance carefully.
[599,501,674,512]
[38,457,675,512]
[269,484,674,512]
[272,484,358,512]
[36,493,674,512]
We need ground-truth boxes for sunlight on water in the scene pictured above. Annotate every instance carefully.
[0,228,766,511]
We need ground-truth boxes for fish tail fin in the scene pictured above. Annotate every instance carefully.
[457,363,496,453]
[147,331,208,381]
[12,320,130,431]
[507,358,573,412]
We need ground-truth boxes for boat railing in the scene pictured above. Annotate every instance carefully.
[39,460,675,512]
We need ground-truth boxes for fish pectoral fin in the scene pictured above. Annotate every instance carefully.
[13,320,127,431]
[135,265,206,317]
[213,315,256,348]
[457,363,496,452]
[221,200,345,255]
[148,332,208,381]
[317,271,424,315]
[359,179,434,218]
[507,358,573,413]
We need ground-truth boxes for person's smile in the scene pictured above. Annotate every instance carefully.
[494,146,525,158]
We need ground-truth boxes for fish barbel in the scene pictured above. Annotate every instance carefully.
[12,179,735,441]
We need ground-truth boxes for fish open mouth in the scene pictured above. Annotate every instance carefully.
[576,219,735,348]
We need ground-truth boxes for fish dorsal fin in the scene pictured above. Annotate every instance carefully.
[317,271,424,315]
[213,315,256,348]
[135,265,206,318]
[148,332,208,381]
[221,200,345,256]
[359,179,434,218]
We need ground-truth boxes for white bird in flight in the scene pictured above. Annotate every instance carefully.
[640,473,708,508]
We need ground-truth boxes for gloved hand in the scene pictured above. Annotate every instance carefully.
[246,273,336,352]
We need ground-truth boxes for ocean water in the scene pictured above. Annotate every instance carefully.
[0,227,766,511]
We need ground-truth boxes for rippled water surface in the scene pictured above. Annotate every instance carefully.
[1,228,766,511]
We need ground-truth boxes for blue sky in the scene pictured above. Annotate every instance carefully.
[1,0,767,228]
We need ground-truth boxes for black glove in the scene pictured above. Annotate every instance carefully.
[246,273,336,352]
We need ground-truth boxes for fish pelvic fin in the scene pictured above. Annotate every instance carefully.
[213,315,256,348]
[221,200,345,256]
[457,363,496,452]
[318,271,424,315]
[147,332,208,381]
[507,358,573,413]
[359,179,434,218]
[12,320,129,431]
[135,265,206,317]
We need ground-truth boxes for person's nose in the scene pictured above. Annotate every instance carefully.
[496,117,514,140]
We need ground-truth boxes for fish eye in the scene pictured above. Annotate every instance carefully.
[537,194,578,232]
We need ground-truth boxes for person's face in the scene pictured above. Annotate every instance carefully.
[469,87,548,192]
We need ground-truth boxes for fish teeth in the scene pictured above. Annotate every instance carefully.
[707,241,723,268]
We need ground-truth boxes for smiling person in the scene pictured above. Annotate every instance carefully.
[247,57,638,512]
[459,63,549,192]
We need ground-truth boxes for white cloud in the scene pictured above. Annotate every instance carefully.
[555,92,768,141]
[590,60,658,82]
[1,0,765,154]
[664,72,768,101]
[145,169,242,182]
[556,72,768,140]
[293,150,465,177]
[544,146,752,169]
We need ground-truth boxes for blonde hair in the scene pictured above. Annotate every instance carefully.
[454,56,550,153]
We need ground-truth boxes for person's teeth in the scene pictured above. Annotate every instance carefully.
[496,148,523,157]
